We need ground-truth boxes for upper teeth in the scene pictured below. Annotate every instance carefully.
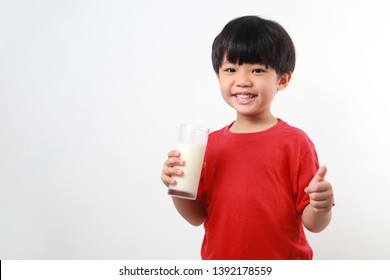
[236,94,254,99]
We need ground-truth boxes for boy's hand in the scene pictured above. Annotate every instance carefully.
[304,166,334,213]
[161,150,184,187]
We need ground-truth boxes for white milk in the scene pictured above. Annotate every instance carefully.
[169,143,206,199]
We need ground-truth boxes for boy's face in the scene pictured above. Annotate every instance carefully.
[217,57,291,120]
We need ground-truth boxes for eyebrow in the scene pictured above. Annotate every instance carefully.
[221,60,268,68]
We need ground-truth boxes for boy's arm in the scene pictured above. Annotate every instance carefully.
[301,166,334,233]
[161,150,207,226]
[171,197,207,226]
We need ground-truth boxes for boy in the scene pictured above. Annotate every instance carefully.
[161,16,334,259]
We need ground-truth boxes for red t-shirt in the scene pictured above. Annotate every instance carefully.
[198,119,319,259]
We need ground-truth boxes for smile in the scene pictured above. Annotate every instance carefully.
[232,93,258,104]
[233,94,256,99]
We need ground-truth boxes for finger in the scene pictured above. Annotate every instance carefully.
[310,200,328,208]
[165,157,184,168]
[306,181,332,194]
[161,174,176,186]
[161,165,184,186]
[310,203,332,213]
[308,189,333,201]
[310,165,327,184]
[168,150,180,157]
[162,165,183,177]
[310,198,334,211]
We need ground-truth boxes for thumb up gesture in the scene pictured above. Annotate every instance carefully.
[304,166,334,213]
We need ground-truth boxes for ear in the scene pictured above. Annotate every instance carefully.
[277,72,292,90]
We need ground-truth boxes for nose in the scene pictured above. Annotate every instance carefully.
[235,73,252,87]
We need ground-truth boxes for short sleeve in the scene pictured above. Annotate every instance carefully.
[294,144,319,215]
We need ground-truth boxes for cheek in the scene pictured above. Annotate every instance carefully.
[219,85,233,104]
[258,83,278,95]
[219,83,230,95]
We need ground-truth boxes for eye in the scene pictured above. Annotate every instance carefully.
[224,68,236,73]
[252,68,265,74]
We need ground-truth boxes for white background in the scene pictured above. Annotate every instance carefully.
[1,0,389,259]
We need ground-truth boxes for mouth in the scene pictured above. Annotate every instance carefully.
[232,93,258,104]
[233,94,257,99]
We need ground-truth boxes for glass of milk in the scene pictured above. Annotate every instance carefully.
[168,123,209,200]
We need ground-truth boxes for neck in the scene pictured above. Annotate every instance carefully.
[230,114,278,133]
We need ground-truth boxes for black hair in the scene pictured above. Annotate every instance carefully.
[212,16,296,76]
